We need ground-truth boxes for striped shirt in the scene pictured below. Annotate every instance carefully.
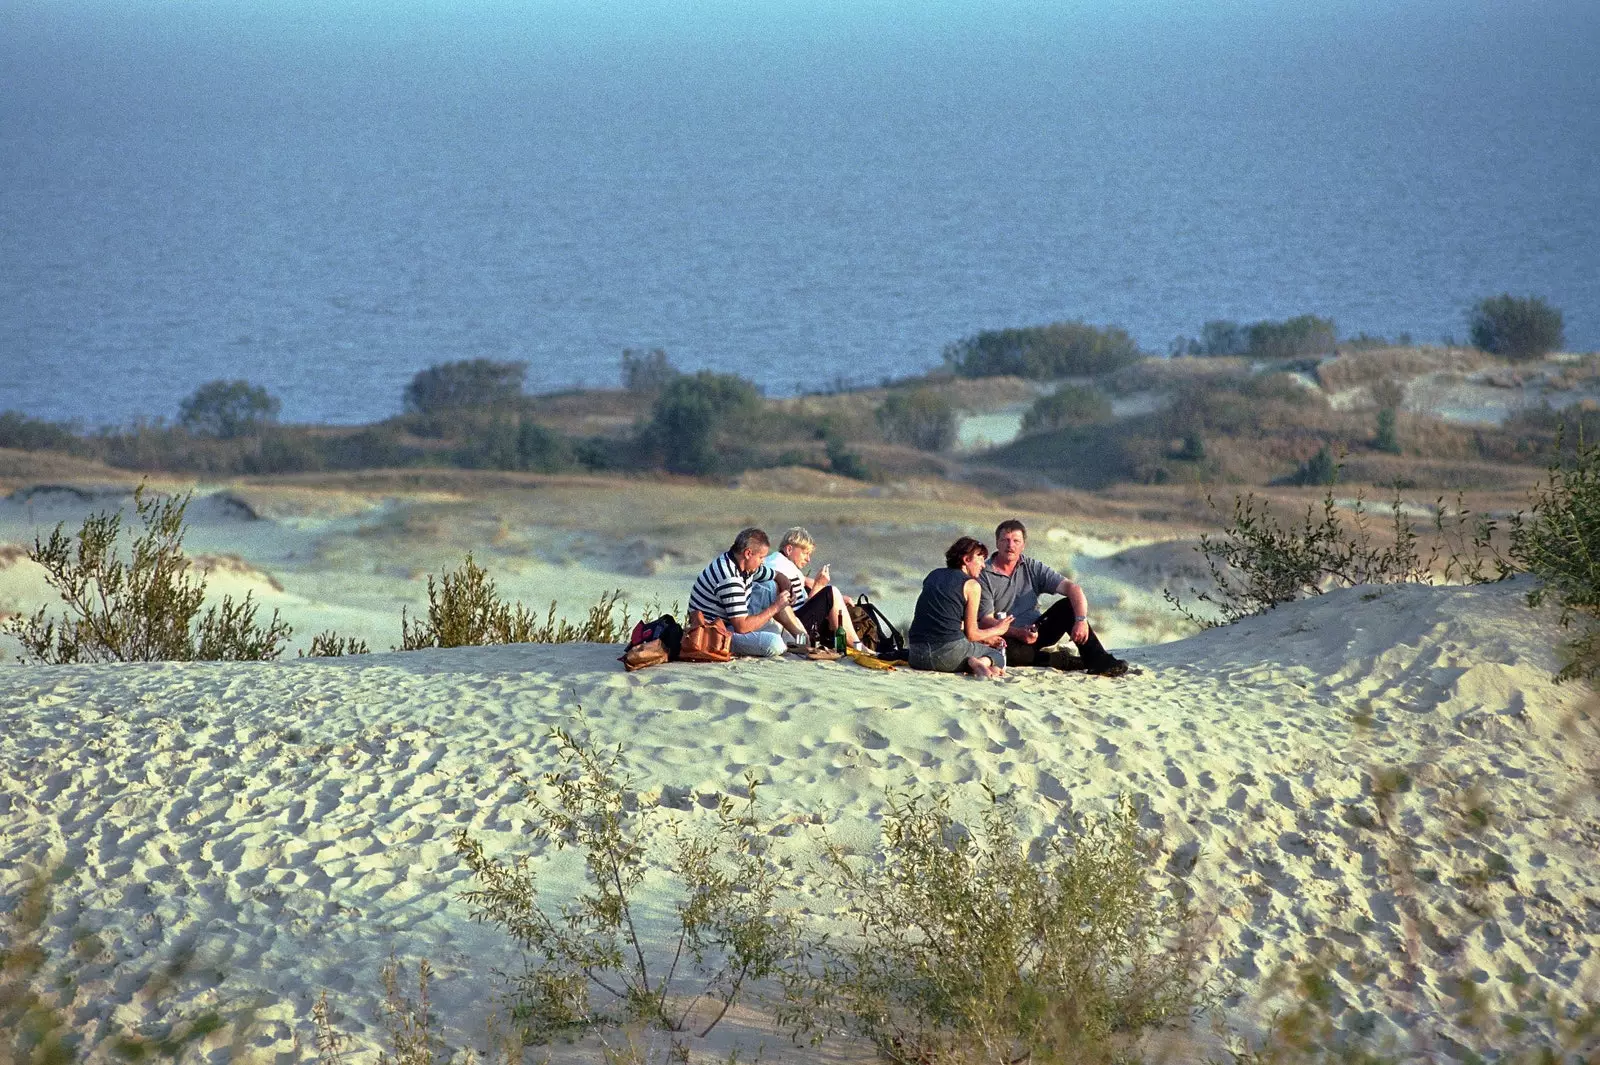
[689,552,776,622]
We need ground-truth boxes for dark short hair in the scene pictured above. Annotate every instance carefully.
[731,527,770,555]
[945,536,988,568]
[995,519,1028,542]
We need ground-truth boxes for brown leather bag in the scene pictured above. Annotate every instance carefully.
[679,610,733,663]
[621,638,670,672]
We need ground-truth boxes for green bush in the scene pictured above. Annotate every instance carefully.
[0,411,78,453]
[1172,316,1336,360]
[785,790,1204,1064]
[1021,384,1113,435]
[944,321,1142,379]
[645,371,763,475]
[454,728,801,1051]
[403,359,527,414]
[398,555,629,650]
[1469,294,1565,361]
[177,379,281,438]
[1512,434,1600,681]
[4,486,292,663]
[457,415,572,473]
[1246,315,1337,360]
[1285,447,1339,486]
[876,388,957,451]
[1373,407,1401,454]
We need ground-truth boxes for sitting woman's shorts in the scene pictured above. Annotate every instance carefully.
[909,639,1005,673]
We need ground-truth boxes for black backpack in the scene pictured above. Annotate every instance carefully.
[627,614,683,660]
[849,593,907,661]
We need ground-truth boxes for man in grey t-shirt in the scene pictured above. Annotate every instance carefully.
[978,519,1128,676]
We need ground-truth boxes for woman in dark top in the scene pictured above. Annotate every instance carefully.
[907,537,1012,678]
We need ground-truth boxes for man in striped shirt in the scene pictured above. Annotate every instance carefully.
[688,527,804,658]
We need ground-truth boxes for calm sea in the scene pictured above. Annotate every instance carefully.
[3,0,1597,426]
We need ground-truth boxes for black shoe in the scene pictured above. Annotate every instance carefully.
[1047,651,1088,671]
[1085,656,1130,678]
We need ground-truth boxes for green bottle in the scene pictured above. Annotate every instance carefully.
[834,627,847,653]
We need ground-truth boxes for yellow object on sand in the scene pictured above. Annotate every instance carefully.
[846,648,897,671]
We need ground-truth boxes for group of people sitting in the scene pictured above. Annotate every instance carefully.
[687,520,1129,679]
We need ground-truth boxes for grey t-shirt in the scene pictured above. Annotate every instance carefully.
[978,555,1067,627]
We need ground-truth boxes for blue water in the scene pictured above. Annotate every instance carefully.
[3,0,1598,426]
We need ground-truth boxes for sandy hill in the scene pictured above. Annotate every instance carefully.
[2,576,1597,1061]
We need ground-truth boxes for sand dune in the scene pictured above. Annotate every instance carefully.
[2,576,1597,1061]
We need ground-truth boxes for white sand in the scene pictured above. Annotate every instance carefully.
[3,575,1598,1061]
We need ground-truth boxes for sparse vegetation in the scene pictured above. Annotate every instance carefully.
[1511,432,1600,680]
[301,631,372,658]
[784,790,1204,1065]
[621,348,679,393]
[398,555,628,650]
[453,728,804,1052]
[1469,294,1564,361]
[945,321,1142,379]
[4,485,292,663]
[1170,484,1512,626]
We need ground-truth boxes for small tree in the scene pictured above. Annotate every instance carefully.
[646,371,763,475]
[5,486,291,663]
[403,359,527,414]
[876,388,957,451]
[621,348,678,392]
[178,380,281,438]
[454,729,803,1052]
[1469,295,1564,361]
[1022,384,1113,434]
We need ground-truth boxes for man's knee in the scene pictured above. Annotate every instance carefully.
[732,630,785,658]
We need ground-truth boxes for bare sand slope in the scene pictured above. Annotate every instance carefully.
[2,578,1598,1062]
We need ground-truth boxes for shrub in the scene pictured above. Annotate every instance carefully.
[1374,407,1401,454]
[398,555,629,650]
[620,348,678,392]
[4,486,292,663]
[457,416,572,473]
[1022,384,1113,434]
[944,321,1142,379]
[1170,316,1336,360]
[1511,434,1600,681]
[1168,487,1512,627]
[300,631,371,657]
[1469,294,1564,361]
[785,790,1204,1064]
[0,411,78,452]
[876,388,957,451]
[1285,447,1339,486]
[454,728,802,1052]
[1246,315,1337,360]
[645,371,763,475]
[403,359,527,414]
[178,379,281,438]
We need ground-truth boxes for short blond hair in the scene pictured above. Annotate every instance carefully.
[779,527,815,552]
